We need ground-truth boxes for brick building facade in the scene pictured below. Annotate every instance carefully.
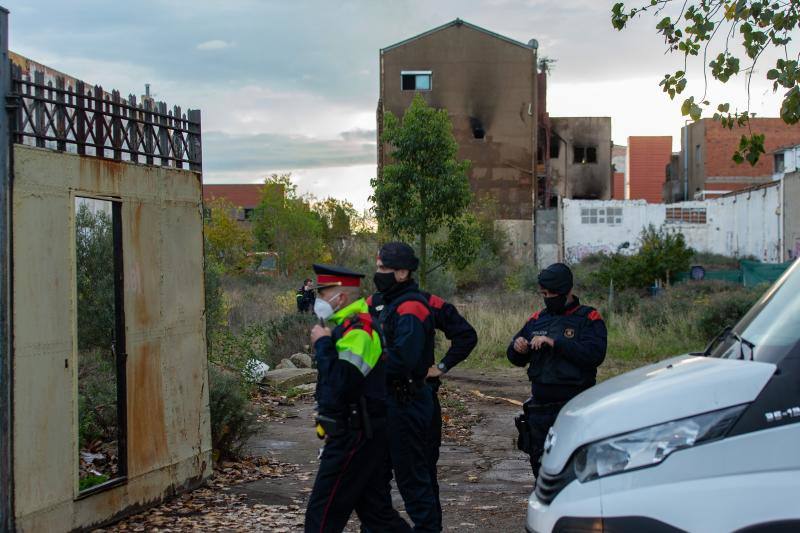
[673,118,800,200]
[626,136,672,203]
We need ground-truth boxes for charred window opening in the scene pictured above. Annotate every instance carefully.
[550,136,560,158]
[76,197,127,495]
[470,117,485,140]
[401,71,432,91]
[574,145,598,164]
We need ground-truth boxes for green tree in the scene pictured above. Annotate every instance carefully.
[372,94,472,286]
[75,202,114,351]
[612,1,800,164]
[204,198,254,273]
[251,174,327,275]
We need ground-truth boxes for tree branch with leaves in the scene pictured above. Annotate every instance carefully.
[612,0,800,164]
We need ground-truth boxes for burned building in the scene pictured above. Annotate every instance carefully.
[378,19,612,264]
[379,19,539,222]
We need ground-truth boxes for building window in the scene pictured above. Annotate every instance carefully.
[695,144,702,164]
[574,145,597,164]
[550,136,560,158]
[775,153,785,173]
[243,208,255,220]
[581,207,622,225]
[666,207,707,224]
[470,117,485,140]
[401,71,432,91]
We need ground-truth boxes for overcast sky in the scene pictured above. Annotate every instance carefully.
[4,0,787,209]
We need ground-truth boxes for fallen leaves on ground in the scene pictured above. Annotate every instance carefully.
[97,456,303,532]
[439,385,482,444]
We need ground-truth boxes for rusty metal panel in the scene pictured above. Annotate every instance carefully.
[12,144,210,532]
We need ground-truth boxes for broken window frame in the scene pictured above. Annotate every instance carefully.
[574,145,598,164]
[74,194,128,499]
[401,70,432,91]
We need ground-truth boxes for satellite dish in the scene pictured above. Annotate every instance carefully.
[690,265,706,281]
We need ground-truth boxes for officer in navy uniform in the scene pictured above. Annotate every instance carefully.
[507,263,607,479]
[373,242,440,532]
[305,264,411,533]
[367,290,477,531]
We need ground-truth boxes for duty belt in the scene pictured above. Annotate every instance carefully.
[315,397,375,439]
[388,377,426,404]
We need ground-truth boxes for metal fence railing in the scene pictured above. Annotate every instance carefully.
[9,64,201,171]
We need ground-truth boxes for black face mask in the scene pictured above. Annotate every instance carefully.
[544,294,568,314]
[373,272,397,293]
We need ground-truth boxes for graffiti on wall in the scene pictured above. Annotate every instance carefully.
[566,243,617,264]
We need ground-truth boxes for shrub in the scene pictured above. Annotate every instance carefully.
[212,314,315,371]
[426,267,457,299]
[204,257,226,346]
[696,288,762,340]
[592,224,694,290]
[208,365,257,461]
[78,349,118,447]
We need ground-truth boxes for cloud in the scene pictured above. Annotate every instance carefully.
[203,131,376,173]
[340,128,376,142]
[196,39,235,50]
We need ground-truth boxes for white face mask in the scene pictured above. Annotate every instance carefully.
[314,292,342,320]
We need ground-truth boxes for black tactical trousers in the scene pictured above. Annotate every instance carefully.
[427,379,443,531]
[305,426,411,533]
[387,385,439,532]
[515,400,565,479]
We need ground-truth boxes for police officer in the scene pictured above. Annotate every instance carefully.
[305,264,411,533]
[297,278,315,313]
[507,263,607,479]
[368,291,477,530]
[373,242,439,532]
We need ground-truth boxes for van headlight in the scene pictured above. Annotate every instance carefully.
[573,404,747,482]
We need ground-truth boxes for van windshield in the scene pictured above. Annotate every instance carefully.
[710,259,800,363]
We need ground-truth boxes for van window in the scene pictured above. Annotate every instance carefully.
[710,260,800,363]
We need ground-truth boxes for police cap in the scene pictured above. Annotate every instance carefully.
[378,242,419,271]
[538,263,573,294]
[312,264,365,289]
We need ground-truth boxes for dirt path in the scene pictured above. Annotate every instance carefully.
[236,367,535,532]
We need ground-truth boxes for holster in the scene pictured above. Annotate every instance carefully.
[515,397,566,456]
[315,397,374,440]
[315,414,344,439]
[515,413,532,454]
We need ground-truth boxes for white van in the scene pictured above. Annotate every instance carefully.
[526,258,800,533]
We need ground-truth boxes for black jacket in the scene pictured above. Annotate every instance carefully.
[369,291,477,372]
[507,297,607,403]
[374,281,435,381]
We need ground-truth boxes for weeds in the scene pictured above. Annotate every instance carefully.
[452,279,765,378]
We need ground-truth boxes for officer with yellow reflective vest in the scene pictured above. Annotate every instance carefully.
[304,264,411,533]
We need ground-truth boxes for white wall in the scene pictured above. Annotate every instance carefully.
[563,183,783,264]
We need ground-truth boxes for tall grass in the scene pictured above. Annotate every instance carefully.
[452,281,764,381]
